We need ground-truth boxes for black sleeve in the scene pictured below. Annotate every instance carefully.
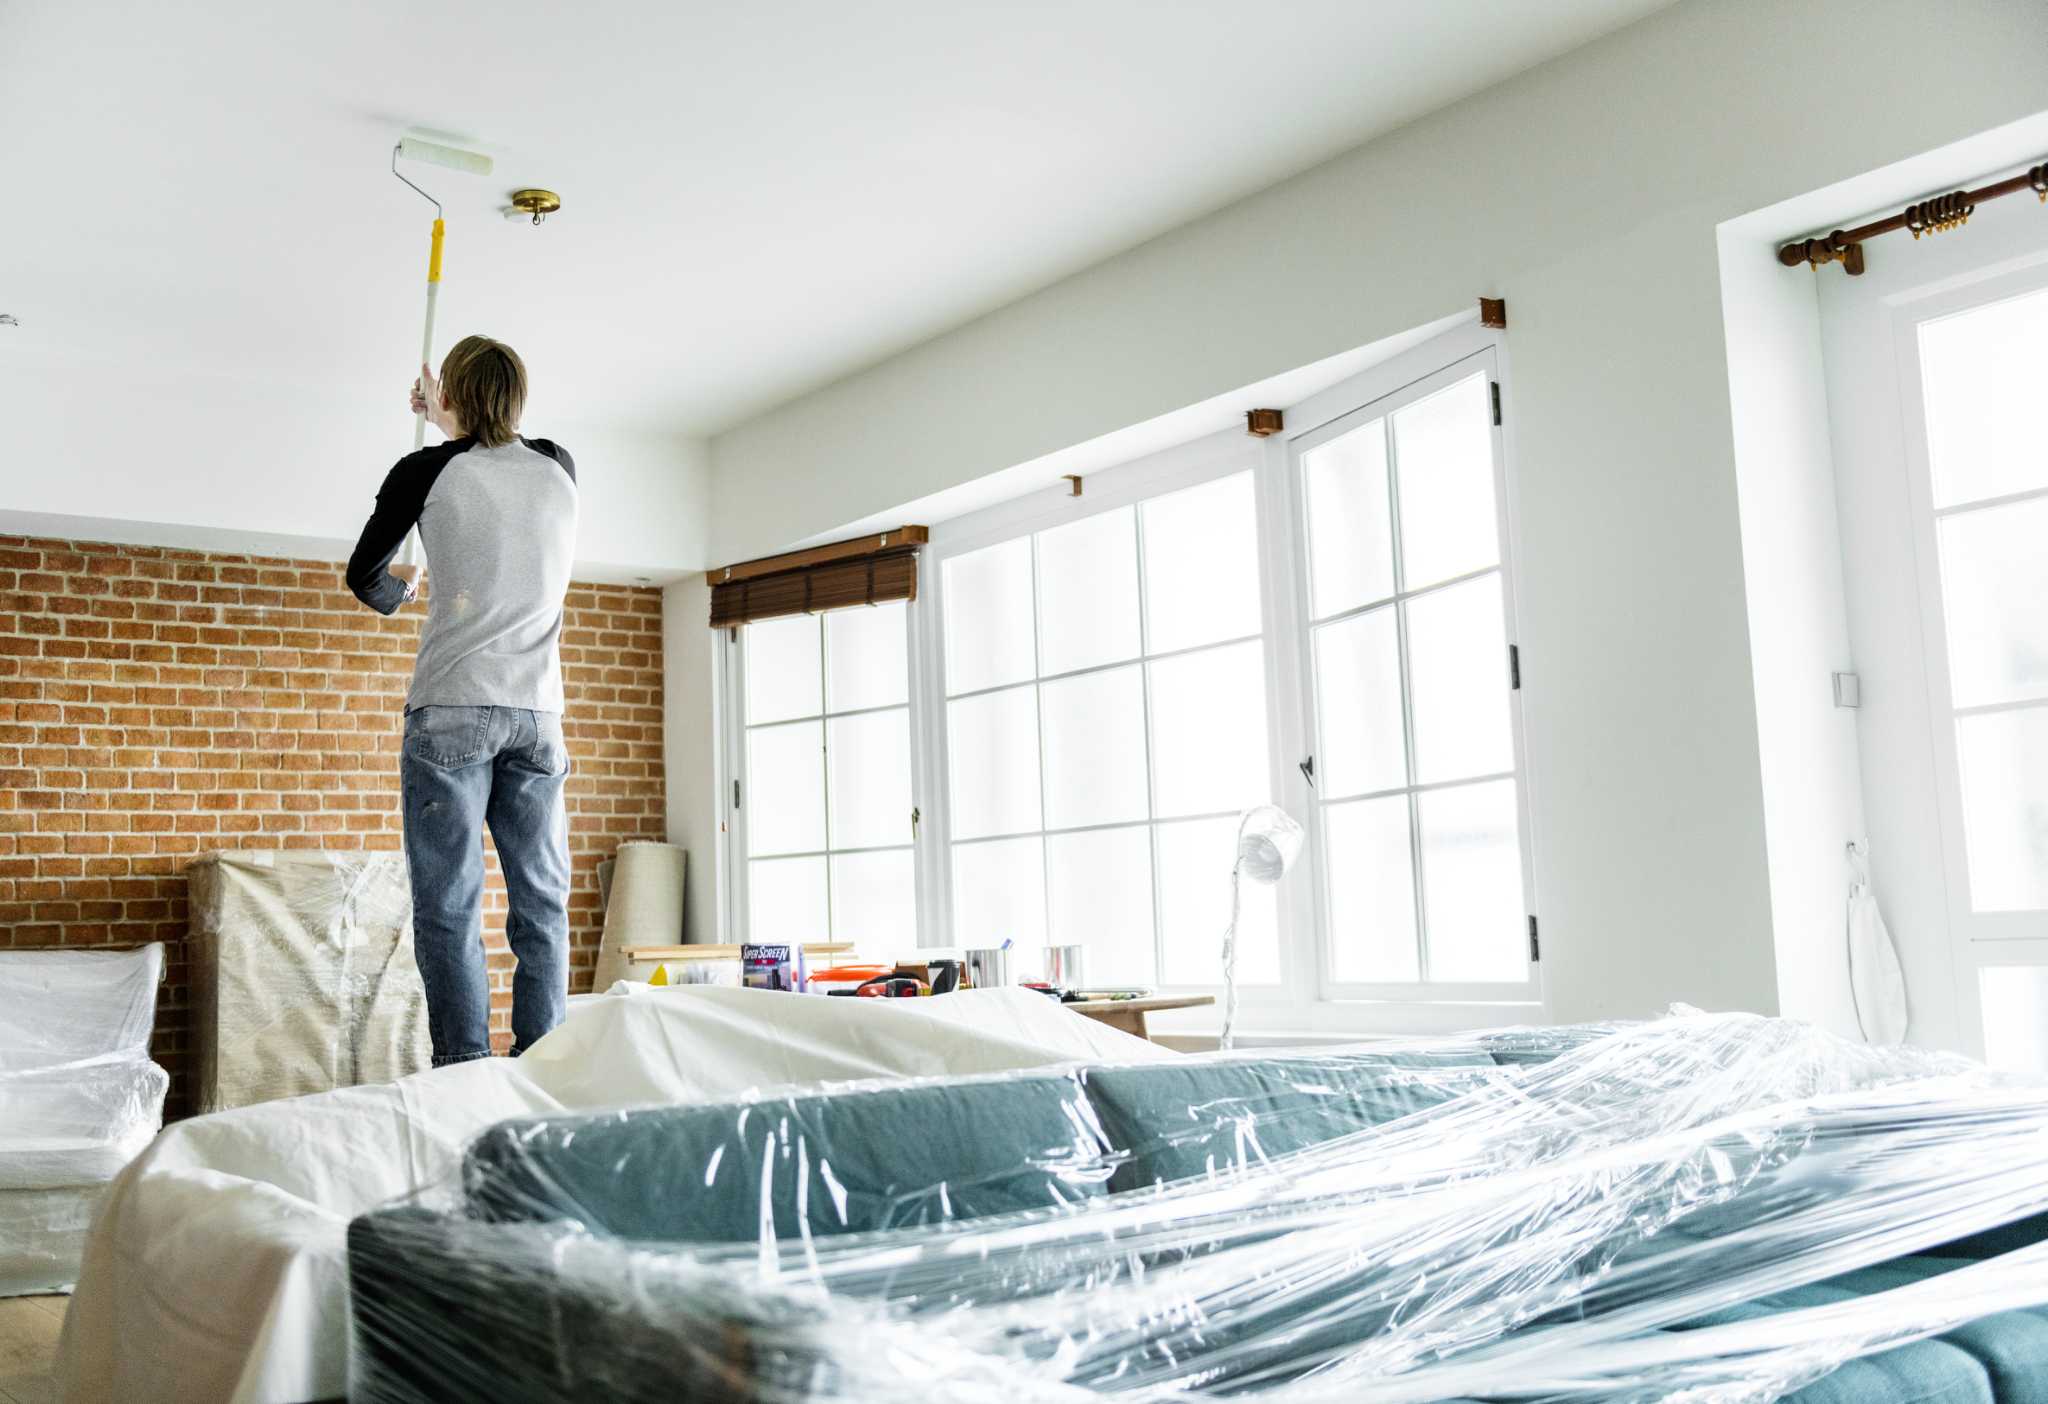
[346,444,461,614]
[522,437,576,483]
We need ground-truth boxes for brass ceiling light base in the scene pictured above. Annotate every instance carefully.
[509,189,561,225]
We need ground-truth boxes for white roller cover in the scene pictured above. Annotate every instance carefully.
[395,137,493,176]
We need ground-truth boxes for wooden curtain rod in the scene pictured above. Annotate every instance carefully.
[1780,159,2048,275]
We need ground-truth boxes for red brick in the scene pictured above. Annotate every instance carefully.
[0,535,661,1120]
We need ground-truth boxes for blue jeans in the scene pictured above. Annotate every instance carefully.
[400,705,571,1065]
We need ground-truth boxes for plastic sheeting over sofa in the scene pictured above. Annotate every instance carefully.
[54,983,1167,1404]
[348,1009,2048,1402]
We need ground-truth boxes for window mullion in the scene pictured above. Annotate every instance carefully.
[1132,504,1167,988]
[815,618,836,942]
[724,629,748,943]
[1028,536,1052,951]
[1383,414,1431,983]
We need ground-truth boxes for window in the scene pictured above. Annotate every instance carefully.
[728,602,916,953]
[1292,366,1529,991]
[719,323,1536,1023]
[933,470,1277,987]
[1916,285,2048,914]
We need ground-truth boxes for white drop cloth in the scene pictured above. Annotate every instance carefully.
[55,984,1165,1404]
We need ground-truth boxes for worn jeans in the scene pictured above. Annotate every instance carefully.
[400,705,571,1065]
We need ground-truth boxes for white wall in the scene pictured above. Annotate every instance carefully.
[1716,226,1866,1038]
[703,0,2048,1021]
[663,577,725,946]
[1814,153,2048,1051]
[0,358,711,581]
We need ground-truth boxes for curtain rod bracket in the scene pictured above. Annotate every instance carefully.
[1782,234,1866,276]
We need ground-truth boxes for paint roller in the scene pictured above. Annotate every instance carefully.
[389,137,494,569]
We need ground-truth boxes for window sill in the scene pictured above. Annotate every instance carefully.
[1137,992,1545,1049]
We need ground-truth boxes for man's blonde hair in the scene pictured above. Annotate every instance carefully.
[439,335,527,448]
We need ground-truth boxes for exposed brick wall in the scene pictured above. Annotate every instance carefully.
[0,536,665,1116]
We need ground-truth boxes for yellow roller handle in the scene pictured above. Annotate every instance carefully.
[427,218,445,284]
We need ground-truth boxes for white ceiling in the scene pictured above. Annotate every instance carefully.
[2,0,1670,441]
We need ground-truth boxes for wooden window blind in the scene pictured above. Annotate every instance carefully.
[706,526,927,628]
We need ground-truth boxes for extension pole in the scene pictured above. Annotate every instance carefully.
[399,217,444,569]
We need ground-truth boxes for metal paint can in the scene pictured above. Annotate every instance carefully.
[963,946,1013,988]
[1042,944,1085,989]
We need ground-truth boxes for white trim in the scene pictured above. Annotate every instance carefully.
[1886,260,2048,1057]
[1279,334,1541,1005]
[722,604,921,948]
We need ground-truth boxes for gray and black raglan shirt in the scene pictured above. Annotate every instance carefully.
[347,436,579,713]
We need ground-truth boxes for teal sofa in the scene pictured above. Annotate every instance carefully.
[347,1033,2048,1402]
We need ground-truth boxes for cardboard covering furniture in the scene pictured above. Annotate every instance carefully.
[186,851,429,1111]
[0,944,167,1295]
[349,1010,2048,1403]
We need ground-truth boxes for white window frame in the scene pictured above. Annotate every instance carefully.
[1267,337,1540,1009]
[1889,260,2048,1054]
[717,603,925,948]
[914,427,1276,991]
[717,321,1541,1031]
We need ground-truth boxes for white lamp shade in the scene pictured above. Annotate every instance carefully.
[1236,805,1304,884]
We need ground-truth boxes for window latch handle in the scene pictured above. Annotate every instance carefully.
[1299,755,1316,788]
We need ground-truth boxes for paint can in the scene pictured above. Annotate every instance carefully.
[963,947,1012,988]
[1043,944,1085,990]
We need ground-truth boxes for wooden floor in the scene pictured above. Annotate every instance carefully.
[0,1296,65,1404]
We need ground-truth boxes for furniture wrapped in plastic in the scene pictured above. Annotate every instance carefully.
[58,983,1166,1404]
[0,944,168,1295]
[350,1009,2048,1402]
[186,851,428,1111]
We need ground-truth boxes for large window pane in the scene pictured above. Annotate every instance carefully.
[1313,606,1406,797]
[827,709,911,849]
[947,687,1041,839]
[1955,707,2048,911]
[748,855,828,941]
[1938,496,2048,709]
[1141,472,1263,653]
[952,837,1047,950]
[745,721,825,855]
[1325,796,1419,983]
[1978,966,2048,1072]
[1303,417,1395,617]
[1394,374,1498,591]
[1149,640,1270,819]
[830,849,916,953]
[1046,826,1155,988]
[944,538,1036,694]
[1036,507,1141,677]
[1406,573,1514,785]
[826,602,908,712]
[745,613,821,724]
[1418,780,1524,982]
[1920,286,2048,508]
[1040,666,1149,830]
[1157,817,1279,985]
